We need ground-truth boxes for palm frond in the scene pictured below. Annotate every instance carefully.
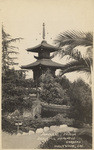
[55,31,93,47]
[61,65,91,76]
[51,48,65,59]
[60,58,91,75]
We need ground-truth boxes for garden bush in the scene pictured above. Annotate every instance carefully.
[68,79,92,127]
[39,70,70,105]
[40,130,92,149]
[2,117,17,134]
[53,114,74,126]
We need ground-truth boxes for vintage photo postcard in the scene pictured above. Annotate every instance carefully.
[0,0,94,149]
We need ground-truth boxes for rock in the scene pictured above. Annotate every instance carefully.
[29,130,35,135]
[43,127,49,132]
[22,132,28,135]
[36,128,43,134]
[67,127,78,132]
[60,124,68,128]
[17,133,22,136]
[7,116,11,119]
[29,94,36,97]
[50,125,57,131]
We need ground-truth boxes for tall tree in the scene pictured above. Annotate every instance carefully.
[2,26,22,75]
[2,26,24,113]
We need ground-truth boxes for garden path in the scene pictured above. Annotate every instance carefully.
[2,126,78,149]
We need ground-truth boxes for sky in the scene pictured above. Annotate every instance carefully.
[1,0,93,83]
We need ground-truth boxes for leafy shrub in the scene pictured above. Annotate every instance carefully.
[21,114,73,131]
[53,114,74,126]
[2,69,36,114]
[68,79,92,126]
[2,117,17,134]
[40,130,92,149]
[40,70,70,105]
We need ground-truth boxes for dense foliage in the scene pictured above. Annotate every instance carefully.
[2,27,92,136]
[2,27,35,114]
[39,70,70,105]
[68,79,92,126]
[2,69,34,113]
[40,130,92,149]
[56,75,92,126]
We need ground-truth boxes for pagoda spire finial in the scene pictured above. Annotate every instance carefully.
[42,23,45,40]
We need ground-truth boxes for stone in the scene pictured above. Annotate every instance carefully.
[7,115,11,119]
[29,94,36,97]
[29,130,35,135]
[60,124,68,128]
[50,125,57,131]
[22,132,28,135]
[36,128,43,134]
[43,127,49,132]
[17,133,22,136]
[67,127,78,132]
[32,100,41,119]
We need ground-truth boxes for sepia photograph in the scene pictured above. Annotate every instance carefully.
[1,0,93,149]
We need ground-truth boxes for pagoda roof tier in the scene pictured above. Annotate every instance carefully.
[27,40,59,53]
[21,59,64,69]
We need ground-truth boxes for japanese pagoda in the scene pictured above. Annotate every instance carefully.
[21,23,63,81]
